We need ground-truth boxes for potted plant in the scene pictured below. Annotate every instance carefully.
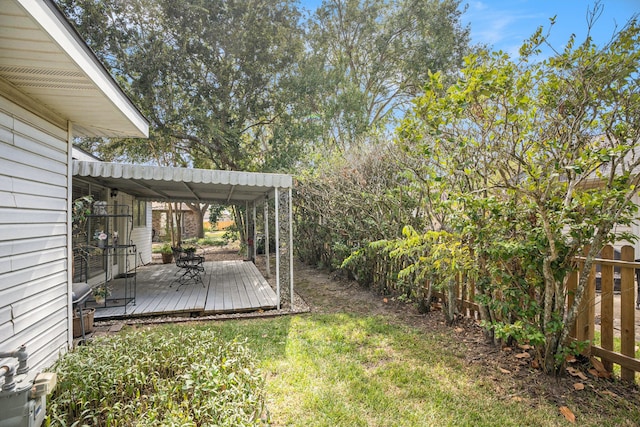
[72,195,94,236]
[93,230,108,248]
[160,243,174,264]
[93,285,110,304]
[72,195,94,281]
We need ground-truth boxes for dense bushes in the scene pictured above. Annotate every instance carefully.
[294,144,427,273]
[295,20,640,373]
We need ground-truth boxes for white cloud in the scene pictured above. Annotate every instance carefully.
[463,2,546,51]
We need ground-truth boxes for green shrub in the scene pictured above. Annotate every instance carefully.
[153,243,173,254]
[196,237,227,247]
[47,328,266,426]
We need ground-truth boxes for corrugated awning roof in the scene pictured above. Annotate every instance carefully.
[73,160,293,204]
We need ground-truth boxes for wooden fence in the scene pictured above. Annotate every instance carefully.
[429,244,639,383]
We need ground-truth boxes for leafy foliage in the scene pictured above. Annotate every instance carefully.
[295,143,426,273]
[396,17,640,372]
[56,0,305,172]
[47,328,266,426]
[299,0,471,156]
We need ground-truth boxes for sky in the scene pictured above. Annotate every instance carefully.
[461,0,639,57]
[300,0,638,57]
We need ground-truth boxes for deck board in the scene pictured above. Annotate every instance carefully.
[93,260,277,320]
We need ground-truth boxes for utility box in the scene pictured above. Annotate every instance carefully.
[0,346,56,427]
[0,383,46,427]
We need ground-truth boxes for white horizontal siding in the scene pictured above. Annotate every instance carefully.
[1,130,67,174]
[0,256,66,293]
[0,305,11,324]
[0,270,66,303]
[0,235,66,258]
[9,176,67,199]
[1,307,67,372]
[0,156,66,189]
[0,98,70,372]
[0,223,66,242]
[10,247,67,272]
[12,294,67,334]
[25,320,68,372]
[0,96,67,141]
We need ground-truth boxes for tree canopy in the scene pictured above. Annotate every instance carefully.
[302,0,470,152]
[57,0,471,170]
[57,0,305,171]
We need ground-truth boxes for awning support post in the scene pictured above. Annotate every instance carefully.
[264,195,270,278]
[274,187,281,310]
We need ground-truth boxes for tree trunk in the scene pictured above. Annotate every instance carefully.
[187,203,209,239]
[444,278,457,326]
[233,206,246,247]
[172,202,183,245]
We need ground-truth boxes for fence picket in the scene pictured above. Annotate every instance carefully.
[600,245,614,373]
[620,246,636,382]
[567,270,578,338]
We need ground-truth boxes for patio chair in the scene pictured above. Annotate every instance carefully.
[170,246,205,290]
[71,282,92,342]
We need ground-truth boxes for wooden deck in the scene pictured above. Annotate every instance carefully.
[91,260,278,320]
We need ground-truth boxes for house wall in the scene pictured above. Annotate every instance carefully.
[152,208,199,241]
[0,95,70,372]
[130,200,152,265]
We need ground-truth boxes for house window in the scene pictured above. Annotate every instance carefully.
[72,183,107,280]
[133,200,147,227]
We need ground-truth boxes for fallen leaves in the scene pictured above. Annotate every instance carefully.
[589,357,611,379]
[566,366,588,381]
[559,406,576,423]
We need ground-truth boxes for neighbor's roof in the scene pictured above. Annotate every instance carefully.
[0,0,148,138]
[73,160,293,204]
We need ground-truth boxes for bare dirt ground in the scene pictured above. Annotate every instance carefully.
[151,244,640,420]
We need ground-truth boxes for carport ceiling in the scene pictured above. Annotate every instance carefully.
[73,160,293,204]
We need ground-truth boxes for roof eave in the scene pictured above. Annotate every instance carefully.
[6,0,149,138]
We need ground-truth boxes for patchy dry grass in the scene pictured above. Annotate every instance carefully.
[180,314,639,426]
[50,312,640,426]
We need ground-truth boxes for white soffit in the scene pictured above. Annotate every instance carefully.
[73,160,293,204]
[0,0,148,138]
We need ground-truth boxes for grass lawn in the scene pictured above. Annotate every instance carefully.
[204,230,227,239]
[49,264,640,426]
[115,313,638,426]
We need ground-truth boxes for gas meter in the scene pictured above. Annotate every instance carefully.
[0,346,56,427]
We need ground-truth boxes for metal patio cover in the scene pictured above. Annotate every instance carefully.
[73,160,293,204]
